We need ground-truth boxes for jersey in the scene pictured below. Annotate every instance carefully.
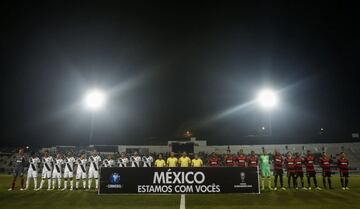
[273,155,283,170]
[28,157,40,172]
[76,158,87,173]
[236,154,247,167]
[53,158,64,173]
[208,157,219,167]
[167,157,178,167]
[259,155,270,169]
[130,156,141,167]
[224,156,235,167]
[142,156,154,167]
[294,156,304,173]
[13,154,26,177]
[247,156,258,168]
[154,159,166,167]
[337,158,349,172]
[192,158,203,167]
[89,155,101,171]
[42,156,54,172]
[118,157,129,167]
[304,155,315,172]
[285,157,296,173]
[179,156,191,167]
[103,159,115,167]
[319,157,331,172]
[64,157,75,172]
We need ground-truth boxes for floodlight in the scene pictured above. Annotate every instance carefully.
[257,89,278,110]
[83,89,107,111]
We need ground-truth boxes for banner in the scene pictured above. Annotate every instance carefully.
[99,167,260,194]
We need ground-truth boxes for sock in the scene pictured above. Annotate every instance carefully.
[301,178,304,187]
[267,178,272,188]
[25,177,30,189]
[34,178,37,189]
[261,178,265,189]
[95,179,99,189]
[307,177,311,187]
[70,180,73,190]
[58,179,61,189]
[328,178,332,188]
[64,180,68,189]
[39,179,45,189]
[274,175,278,187]
[340,178,344,187]
[11,177,16,189]
[323,178,326,188]
[280,176,283,187]
[314,178,318,187]
[88,179,92,189]
[345,178,348,187]
[83,180,86,189]
[47,179,51,189]
[76,180,79,189]
[20,177,24,189]
[52,179,56,189]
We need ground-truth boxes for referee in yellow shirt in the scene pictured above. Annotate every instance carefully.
[154,154,166,167]
[166,152,178,167]
[191,154,203,167]
[178,152,191,167]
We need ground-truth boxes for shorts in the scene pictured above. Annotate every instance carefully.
[88,169,99,179]
[41,170,52,179]
[340,171,349,178]
[12,168,24,177]
[261,167,271,177]
[306,171,316,177]
[296,172,304,178]
[27,169,38,178]
[322,171,331,177]
[63,170,74,179]
[287,172,296,178]
[76,171,87,180]
[274,169,283,175]
[52,171,62,179]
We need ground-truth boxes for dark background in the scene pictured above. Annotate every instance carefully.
[0,1,359,146]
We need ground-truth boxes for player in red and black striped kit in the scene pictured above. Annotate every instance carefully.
[294,152,306,189]
[273,150,286,190]
[337,152,350,190]
[247,151,258,168]
[319,152,333,189]
[285,152,297,189]
[304,150,321,190]
[207,153,220,167]
[236,149,247,167]
[224,151,235,167]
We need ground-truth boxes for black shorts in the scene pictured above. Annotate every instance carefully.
[340,171,349,178]
[287,172,296,177]
[322,171,331,177]
[274,169,283,175]
[296,172,304,178]
[12,168,24,177]
[306,171,316,177]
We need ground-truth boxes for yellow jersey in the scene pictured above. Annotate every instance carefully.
[179,156,191,167]
[192,158,203,167]
[154,159,166,167]
[167,157,178,167]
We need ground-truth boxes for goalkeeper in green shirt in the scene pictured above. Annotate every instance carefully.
[260,148,273,190]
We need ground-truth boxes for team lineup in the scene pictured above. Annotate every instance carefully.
[8,147,350,192]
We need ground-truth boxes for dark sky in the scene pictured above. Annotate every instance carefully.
[0,1,359,146]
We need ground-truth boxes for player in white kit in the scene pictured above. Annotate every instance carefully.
[142,153,154,167]
[36,150,53,191]
[75,154,87,190]
[52,154,64,190]
[88,150,101,190]
[62,152,76,190]
[25,152,40,190]
[118,152,129,167]
[130,152,141,167]
[102,155,115,167]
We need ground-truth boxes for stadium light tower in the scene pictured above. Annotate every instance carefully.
[83,89,107,145]
[257,89,278,136]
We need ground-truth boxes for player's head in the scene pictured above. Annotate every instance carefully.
[170,152,175,157]
[295,152,300,157]
[31,152,36,158]
[274,149,279,155]
[239,149,244,154]
[262,148,266,154]
[44,150,49,157]
[212,152,216,157]
[80,153,85,159]
[287,151,292,158]
[18,148,24,155]
[107,155,112,160]
[92,150,97,156]
[56,153,61,159]
[121,152,126,158]
[134,151,138,156]
[158,154,163,159]
[307,150,312,155]
[182,152,187,157]
[250,150,255,156]
[340,152,345,158]
[67,152,72,157]
[194,154,199,159]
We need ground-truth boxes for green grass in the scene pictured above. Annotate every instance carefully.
[1,175,359,209]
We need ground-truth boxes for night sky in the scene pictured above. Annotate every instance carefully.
[1,1,359,146]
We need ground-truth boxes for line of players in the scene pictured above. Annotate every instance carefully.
[9,148,350,191]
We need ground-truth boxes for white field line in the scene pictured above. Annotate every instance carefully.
[180,194,186,209]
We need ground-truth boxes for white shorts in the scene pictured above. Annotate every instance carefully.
[41,170,52,179]
[63,170,74,179]
[52,171,62,179]
[88,169,99,179]
[27,169,38,178]
[76,170,87,179]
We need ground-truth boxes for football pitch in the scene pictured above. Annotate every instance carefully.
[1,175,360,209]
